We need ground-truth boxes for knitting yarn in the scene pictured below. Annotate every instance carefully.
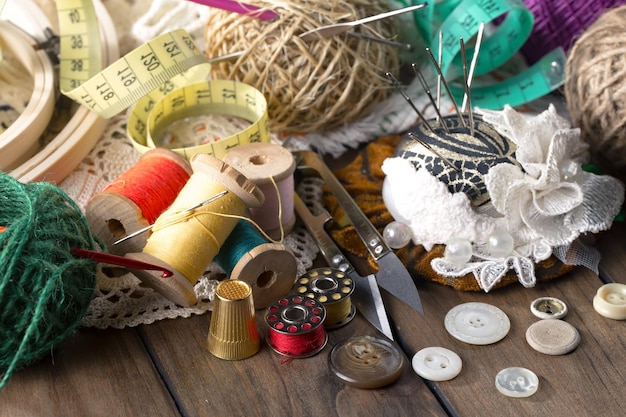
[521,0,626,64]
[565,4,626,183]
[0,173,97,388]
[204,0,401,134]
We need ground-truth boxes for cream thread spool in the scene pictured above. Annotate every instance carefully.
[126,153,264,307]
[86,148,193,255]
[223,142,296,240]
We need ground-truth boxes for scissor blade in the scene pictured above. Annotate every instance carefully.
[351,271,394,340]
[293,193,394,339]
[294,150,424,315]
[377,253,424,314]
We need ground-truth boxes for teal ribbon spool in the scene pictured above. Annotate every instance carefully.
[407,0,566,108]
[214,219,297,309]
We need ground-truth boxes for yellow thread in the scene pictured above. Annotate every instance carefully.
[143,175,246,284]
[324,298,353,327]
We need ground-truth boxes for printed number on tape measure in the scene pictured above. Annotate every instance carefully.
[413,0,566,108]
[127,79,270,160]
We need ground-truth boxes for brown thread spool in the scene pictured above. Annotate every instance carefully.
[86,148,192,255]
[223,142,296,240]
[125,153,264,307]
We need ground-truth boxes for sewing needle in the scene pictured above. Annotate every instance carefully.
[113,190,228,246]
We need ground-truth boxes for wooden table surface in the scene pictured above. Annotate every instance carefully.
[1,196,625,417]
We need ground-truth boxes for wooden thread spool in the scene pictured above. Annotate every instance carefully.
[86,148,192,255]
[126,153,264,307]
[223,143,296,240]
[294,268,356,329]
[264,295,328,358]
[215,219,298,309]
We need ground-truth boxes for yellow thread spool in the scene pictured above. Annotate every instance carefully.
[126,153,264,306]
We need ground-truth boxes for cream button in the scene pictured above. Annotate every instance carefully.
[530,296,568,320]
[444,302,510,345]
[593,283,626,320]
[525,319,580,355]
[495,367,539,398]
[412,347,462,381]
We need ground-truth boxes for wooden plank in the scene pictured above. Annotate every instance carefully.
[597,220,626,284]
[139,311,448,417]
[0,327,179,417]
[384,266,626,417]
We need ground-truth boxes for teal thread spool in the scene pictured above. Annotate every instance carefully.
[0,173,98,388]
[215,220,297,309]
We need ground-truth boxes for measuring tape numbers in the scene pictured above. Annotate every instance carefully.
[62,29,209,118]
[128,78,270,160]
[413,0,566,109]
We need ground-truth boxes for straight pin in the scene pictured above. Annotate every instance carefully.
[411,63,449,133]
[425,47,466,127]
[408,131,460,172]
[113,190,229,246]
[436,30,443,120]
[462,22,484,113]
[385,72,433,131]
[460,37,475,137]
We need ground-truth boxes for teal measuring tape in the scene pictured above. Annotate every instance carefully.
[411,0,566,109]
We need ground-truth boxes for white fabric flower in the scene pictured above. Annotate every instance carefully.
[480,105,624,247]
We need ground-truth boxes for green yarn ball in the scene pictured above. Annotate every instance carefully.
[0,173,98,388]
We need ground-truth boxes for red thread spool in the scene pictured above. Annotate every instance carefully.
[264,295,327,358]
[86,148,192,255]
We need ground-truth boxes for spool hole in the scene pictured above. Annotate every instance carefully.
[249,155,269,165]
[282,305,307,323]
[256,270,277,288]
[107,219,126,238]
[312,277,338,293]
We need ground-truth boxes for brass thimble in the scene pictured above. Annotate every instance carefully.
[207,279,260,360]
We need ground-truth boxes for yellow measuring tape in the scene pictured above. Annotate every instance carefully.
[60,24,270,159]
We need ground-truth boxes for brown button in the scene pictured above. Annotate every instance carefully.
[525,319,580,355]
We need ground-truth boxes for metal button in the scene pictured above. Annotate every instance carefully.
[530,296,568,320]
[495,367,539,398]
[412,347,462,381]
[525,319,580,355]
[593,283,626,320]
[444,302,511,345]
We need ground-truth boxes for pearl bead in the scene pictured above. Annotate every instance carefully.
[487,230,514,258]
[444,238,473,266]
[558,159,581,181]
[383,221,412,249]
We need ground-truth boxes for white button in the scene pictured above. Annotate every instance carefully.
[495,367,539,398]
[593,283,626,320]
[525,319,580,355]
[530,296,568,320]
[412,347,462,381]
[444,302,510,345]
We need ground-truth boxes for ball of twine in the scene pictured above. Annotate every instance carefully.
[204,0,401,134]
[0,173,97,388]
[565,4,626,182]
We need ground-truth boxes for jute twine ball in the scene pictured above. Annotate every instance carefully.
[0,173,97,387]
[204,0,401,134]
[565,5,626,182]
